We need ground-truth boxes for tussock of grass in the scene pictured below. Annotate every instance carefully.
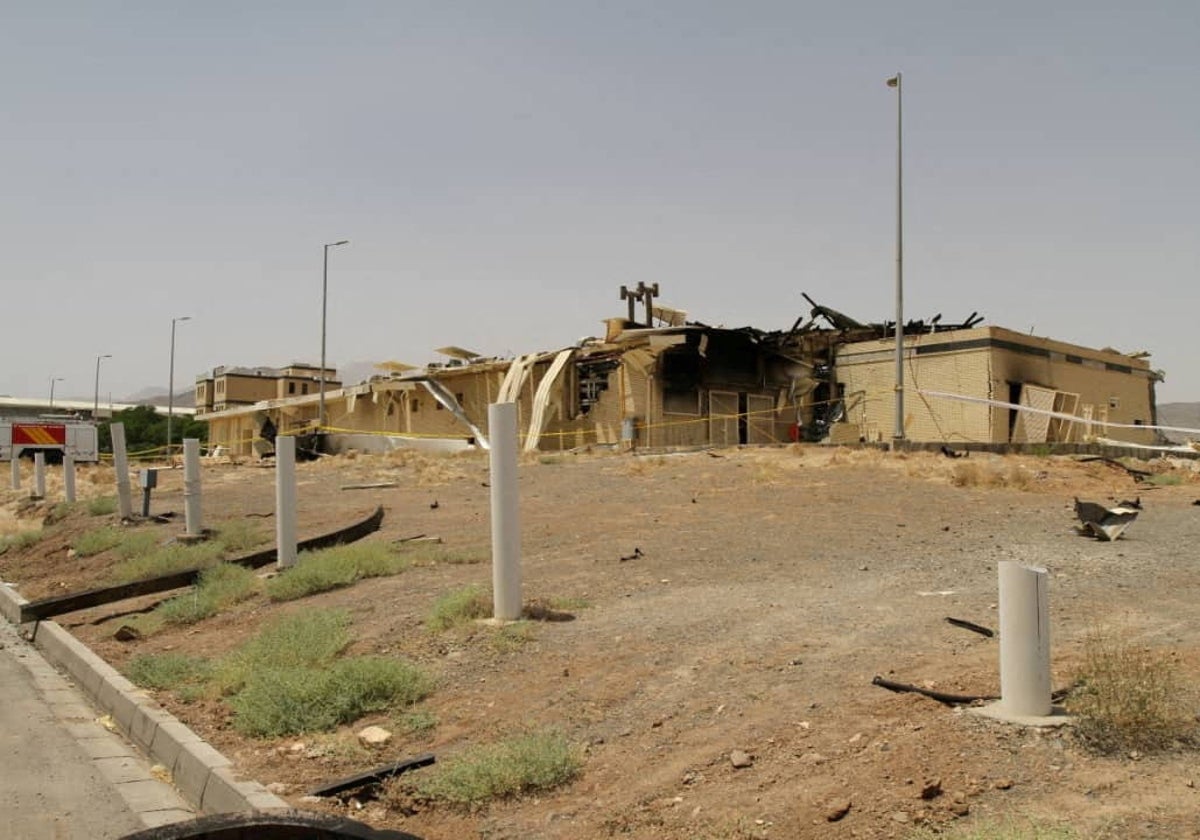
[73,526,127,557]
[156,563,258,625]
[45,502,77,525]
[87,496,118,516]
[909,818,1078,839]
[113,530,162,559]
[1067,630,1197,754]
[490,622,536,652]
[0,529,45,556]
[397,709,438,738]
[545,596,591,611]
[403,730,580,806]
[949,460,1034,490]
[229,656,432,737]
[125,653,214,691]
[215,609,353,695]
[427,585,491,631]
[213,520,268,553]
[265,541,412,601]
[1147,472,1184,486]
[109,541,225,584]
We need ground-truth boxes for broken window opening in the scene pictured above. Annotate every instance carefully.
[661,348,702,416]
[576,358,619,416]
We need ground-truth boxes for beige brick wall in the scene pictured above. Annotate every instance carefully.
[831,327,1157,444]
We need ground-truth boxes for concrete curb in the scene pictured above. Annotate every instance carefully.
[0,581,287,815]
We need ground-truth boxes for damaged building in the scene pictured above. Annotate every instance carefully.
[196,285,1161,456]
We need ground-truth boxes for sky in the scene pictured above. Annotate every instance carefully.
[2,1,1198,404]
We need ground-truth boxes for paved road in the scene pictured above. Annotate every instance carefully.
[0,619,194,839]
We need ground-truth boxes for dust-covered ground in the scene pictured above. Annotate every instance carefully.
[3,446,1200,839]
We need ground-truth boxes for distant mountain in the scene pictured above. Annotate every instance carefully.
[1157,402,1200,443]
[121,386,195,408]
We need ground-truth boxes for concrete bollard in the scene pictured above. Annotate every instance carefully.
[111,422,134,520]
[63,454,76,504]
[275,435,297,569]
[11,456,20,491]
[33,453,46,499]
[183,438,203,537]
[998,561,1052,717]
[488,402,522,621]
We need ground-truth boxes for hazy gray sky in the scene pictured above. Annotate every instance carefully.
[3,1,1197,403]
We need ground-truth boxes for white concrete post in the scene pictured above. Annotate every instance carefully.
[182,438,203,537]
[63,454,76,503]
[275,435,297,569]
[111,422,134,520]
[998,561,1052,717]
[488,402,522,621]
[33,453,46,499]
[10,456,20,491]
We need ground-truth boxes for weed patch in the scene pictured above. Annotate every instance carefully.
[265,541,412,601]
[0,528,45,556]
[109,540,225,584]
[213,520,269,553]
[1067,630,1197,754]
[87,496,118,516]
[125,653,214,691]
[401,730,580,807]
[73,526,127,557]
[215,609,353,694]
[909,817,1078,839]
[1147,473,1184,486]
[229,656,432,737]
[427,585,491,631]
[156,563,258,626]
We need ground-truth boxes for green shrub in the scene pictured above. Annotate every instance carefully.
[1147,473,1184,486]
[87,496,118,516]
[397,709,438,738]
[1068,630,1197,754]
[156,563,258,625]
[229,656,431,737]
[213,520,268,553]
[45,502,77,525]
[113,530,162,559]
[215,609,353,694]
[109,540,225,584]
[265,542,411,602]
[125,653,213,691]
[427,585,492,631]
[73,526,126,557]
[909,818,1078,839]
[407,730,580,806]
[0,529,45,556]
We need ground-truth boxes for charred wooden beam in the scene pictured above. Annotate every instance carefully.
[19,506,384,623]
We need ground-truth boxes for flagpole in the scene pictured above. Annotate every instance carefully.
[889,71,905,445]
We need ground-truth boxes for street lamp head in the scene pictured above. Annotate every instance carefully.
[175,315,192,324]
[327,240,349,247]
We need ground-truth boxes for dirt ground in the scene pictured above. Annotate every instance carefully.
[4,445,1200,839]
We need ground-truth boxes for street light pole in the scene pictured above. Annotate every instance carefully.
[48,376,64,410]
[319,239,350,432]
[168,316,191,459]
[94,354,112,419]
[887,72,905,445]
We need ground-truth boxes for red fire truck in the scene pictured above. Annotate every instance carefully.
[0,418,100,462]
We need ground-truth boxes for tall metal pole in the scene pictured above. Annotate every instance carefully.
[319,239,349,432]
[168,316,191,459]
[889,72,905,444]
[94,354,111,419]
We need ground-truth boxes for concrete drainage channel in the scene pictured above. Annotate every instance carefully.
[0,581,289,822]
